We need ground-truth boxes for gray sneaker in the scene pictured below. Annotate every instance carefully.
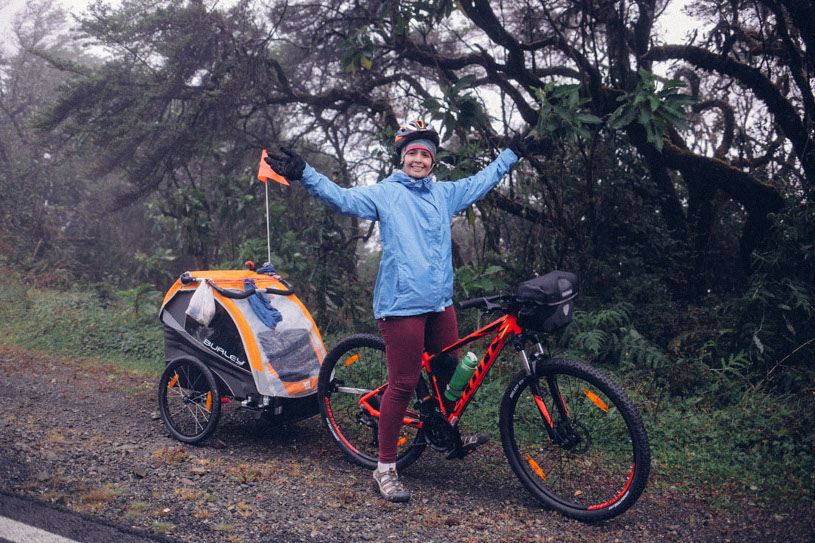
[373,468,411,502]
[461,432,490,450]
[446,432,491,459]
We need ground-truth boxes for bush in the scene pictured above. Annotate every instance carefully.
[0,266,164,374]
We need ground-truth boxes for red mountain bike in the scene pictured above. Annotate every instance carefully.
[317,272,650,521]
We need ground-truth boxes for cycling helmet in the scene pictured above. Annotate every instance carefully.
[394,120,440,151]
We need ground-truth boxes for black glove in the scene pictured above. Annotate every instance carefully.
[508,133,536,158]
[265,146,306,181]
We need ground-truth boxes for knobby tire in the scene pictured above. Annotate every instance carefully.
[317,334,425,471]
[499,357,650,521]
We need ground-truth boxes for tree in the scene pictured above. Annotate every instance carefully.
[0,0,106,278]
[31,0,812,306]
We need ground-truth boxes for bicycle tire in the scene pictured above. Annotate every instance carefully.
[318,334,426,470]
[158,358,221,444]
[499,358,650,521]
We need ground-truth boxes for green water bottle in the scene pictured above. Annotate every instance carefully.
[444,352,479,402]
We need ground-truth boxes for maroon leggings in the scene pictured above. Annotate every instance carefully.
[376,305,459,464]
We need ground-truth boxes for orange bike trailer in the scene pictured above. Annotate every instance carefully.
[157,266,325,443]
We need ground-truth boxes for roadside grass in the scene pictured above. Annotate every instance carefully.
[152,521,174,533]
[0,266,164,377]
[124,502,152,519]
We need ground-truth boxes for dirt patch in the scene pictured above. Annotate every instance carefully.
[0,345,811,542]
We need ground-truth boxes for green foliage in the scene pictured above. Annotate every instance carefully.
[434,139,488,180]
[532,83,602,142]
[723,205,815,389]
[453,263,508,299]
[643,387,815,501]
[422,75,488,141]
[608,69,696,150]
[383,0,456,33]
[340,26,374,74]
[134,248,177,288]
[561,303,672,374]
[117,283,162,322]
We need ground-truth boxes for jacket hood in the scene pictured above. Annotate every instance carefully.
[383,170,436,190]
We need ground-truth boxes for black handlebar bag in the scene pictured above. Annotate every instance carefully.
[515,271,579,332]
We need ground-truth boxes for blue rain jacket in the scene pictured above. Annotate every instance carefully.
[297,149,519,319]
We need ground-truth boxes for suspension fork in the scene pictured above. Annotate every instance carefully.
[518,340,571,446]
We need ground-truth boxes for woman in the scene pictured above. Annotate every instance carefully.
[266,120,537,502]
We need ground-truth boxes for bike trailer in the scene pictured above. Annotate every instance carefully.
[158,268,325,441]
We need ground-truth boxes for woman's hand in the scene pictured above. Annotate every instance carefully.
[265,146,306,181]
[508,133,548,158]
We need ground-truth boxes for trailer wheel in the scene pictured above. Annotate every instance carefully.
[158,358,221,444]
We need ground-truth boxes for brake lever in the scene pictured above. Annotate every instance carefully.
[482,294,513,314]
[482,300,503,313]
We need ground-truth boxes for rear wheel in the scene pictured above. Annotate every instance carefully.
[317,334,425,470]
[158,358,221,444]
[500,358,650,521]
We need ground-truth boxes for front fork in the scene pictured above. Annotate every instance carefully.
[516,338,578,449]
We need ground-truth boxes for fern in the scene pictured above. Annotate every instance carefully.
[571,329,609,357]
[562,303,670,371]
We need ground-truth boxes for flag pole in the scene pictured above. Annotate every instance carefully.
[265,179,271,266]
[258,149,288,267]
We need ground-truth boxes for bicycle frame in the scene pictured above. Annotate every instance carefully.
[423,313,523,425]
[351,310,583,451]
[354,312,533,430]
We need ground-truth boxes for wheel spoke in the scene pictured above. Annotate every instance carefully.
[318,335,425,470]
[501,358,649,520]
[158,359,220,444]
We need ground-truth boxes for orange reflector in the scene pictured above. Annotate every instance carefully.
[397,436,408,446]
[344,354,360,366]
[526,455,546,480]
[206,392,212,412]
[583,389,609,412]
[167,374,179,388]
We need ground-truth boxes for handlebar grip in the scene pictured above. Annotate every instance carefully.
[457,297,489,311]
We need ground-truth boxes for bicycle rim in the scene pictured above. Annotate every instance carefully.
[501,358,649,520]
[318,334,424,470]
[158,358,221,444]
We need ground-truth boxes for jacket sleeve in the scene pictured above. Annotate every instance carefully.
[443,149,519,215]
[297,164,380,221]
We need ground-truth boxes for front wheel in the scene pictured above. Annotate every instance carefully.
[499,358,650,521]
[158,358,221,444]
[317,334,425,471]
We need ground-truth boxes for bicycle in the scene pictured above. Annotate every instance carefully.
[317,271,650,521]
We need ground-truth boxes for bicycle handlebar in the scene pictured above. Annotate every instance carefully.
[179,272,295,297]
[456,293,512,312]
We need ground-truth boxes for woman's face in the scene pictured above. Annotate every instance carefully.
[402,148,434,179]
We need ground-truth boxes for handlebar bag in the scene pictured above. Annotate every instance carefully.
[515,271,578,332]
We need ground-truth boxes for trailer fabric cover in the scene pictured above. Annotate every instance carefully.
[160,270,325,398]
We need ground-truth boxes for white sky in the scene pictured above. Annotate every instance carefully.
[2,0,700,55]
[1,0,87,54]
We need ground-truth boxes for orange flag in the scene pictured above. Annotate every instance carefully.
[258,149,289,185]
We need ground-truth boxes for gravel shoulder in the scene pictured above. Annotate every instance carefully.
[0,345,811,543]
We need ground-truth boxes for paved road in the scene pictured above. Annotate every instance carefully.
[0,490,175,543]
